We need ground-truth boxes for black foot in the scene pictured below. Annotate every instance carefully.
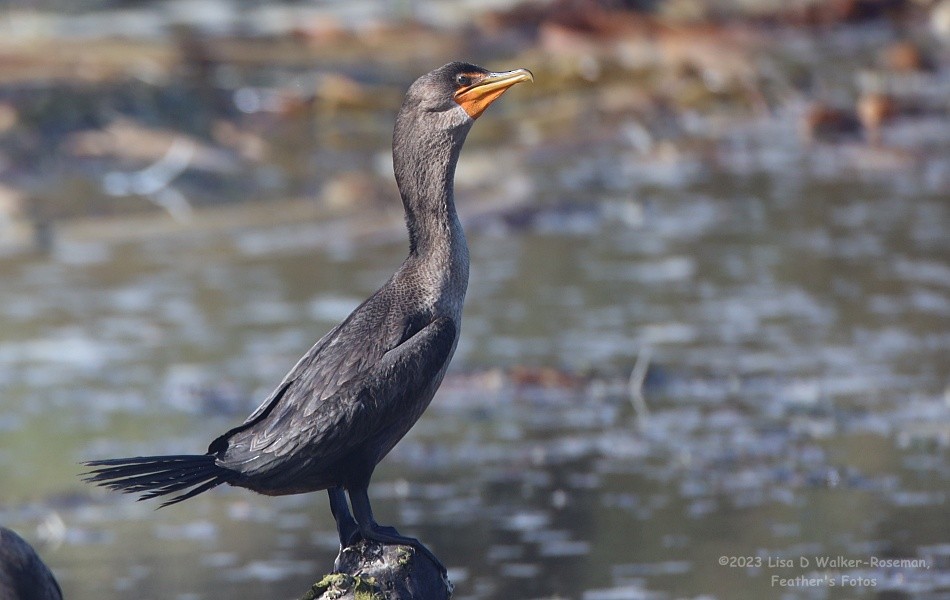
[358,522,446,575]
[344,484,447,575]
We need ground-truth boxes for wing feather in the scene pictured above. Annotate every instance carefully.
[219,317,456,482]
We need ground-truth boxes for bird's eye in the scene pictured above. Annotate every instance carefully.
[455,73,472,87]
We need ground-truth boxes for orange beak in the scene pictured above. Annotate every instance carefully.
[454,68,534,119]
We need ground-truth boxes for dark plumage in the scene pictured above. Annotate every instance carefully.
[0,527,63,600]
[83,62,532,571]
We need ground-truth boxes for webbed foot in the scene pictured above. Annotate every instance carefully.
[356,521,446,575]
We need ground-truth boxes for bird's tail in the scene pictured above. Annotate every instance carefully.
[82,454,231,508]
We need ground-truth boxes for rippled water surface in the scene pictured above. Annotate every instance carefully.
[1,16,949,600]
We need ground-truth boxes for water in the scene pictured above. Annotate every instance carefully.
[1,15,949,600]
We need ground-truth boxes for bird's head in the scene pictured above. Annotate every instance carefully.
[399,62,534,131]
[393,62,532,215]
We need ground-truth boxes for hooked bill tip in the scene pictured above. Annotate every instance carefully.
[454,67,534,118]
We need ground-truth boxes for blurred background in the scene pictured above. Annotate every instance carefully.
[0,0,948,598]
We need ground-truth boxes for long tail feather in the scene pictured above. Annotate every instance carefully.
[83,454,231,507]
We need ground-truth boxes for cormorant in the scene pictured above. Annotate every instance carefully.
[0,526,63,600]
[83,62,533,571]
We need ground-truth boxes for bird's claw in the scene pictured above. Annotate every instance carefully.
[357,523,447,575]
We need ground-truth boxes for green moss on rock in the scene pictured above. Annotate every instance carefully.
[302,572,384,600]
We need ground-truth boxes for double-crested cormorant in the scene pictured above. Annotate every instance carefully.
[0,527,63,600]
[84,62,532,570]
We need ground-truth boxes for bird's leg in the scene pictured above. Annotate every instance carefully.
[328,487,360,548]
[347,484,447,574]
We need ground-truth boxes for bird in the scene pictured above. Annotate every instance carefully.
[0,526,63,600]
[83,62,533,572]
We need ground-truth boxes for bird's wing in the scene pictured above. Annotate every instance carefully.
[207,292,403,455]
[218,316,456,474]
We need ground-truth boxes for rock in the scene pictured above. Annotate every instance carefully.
[880,41,932,73]
[933,0,950,42]
[301,541,452,600]
[799,103,861,142]
[856,93,897,143]
[62,118,236,173]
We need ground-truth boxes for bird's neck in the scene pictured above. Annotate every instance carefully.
[393,123,470,309]
[393,126,468,261]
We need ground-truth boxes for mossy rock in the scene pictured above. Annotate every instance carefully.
[301,541,452,600]
[302,572,384,600]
